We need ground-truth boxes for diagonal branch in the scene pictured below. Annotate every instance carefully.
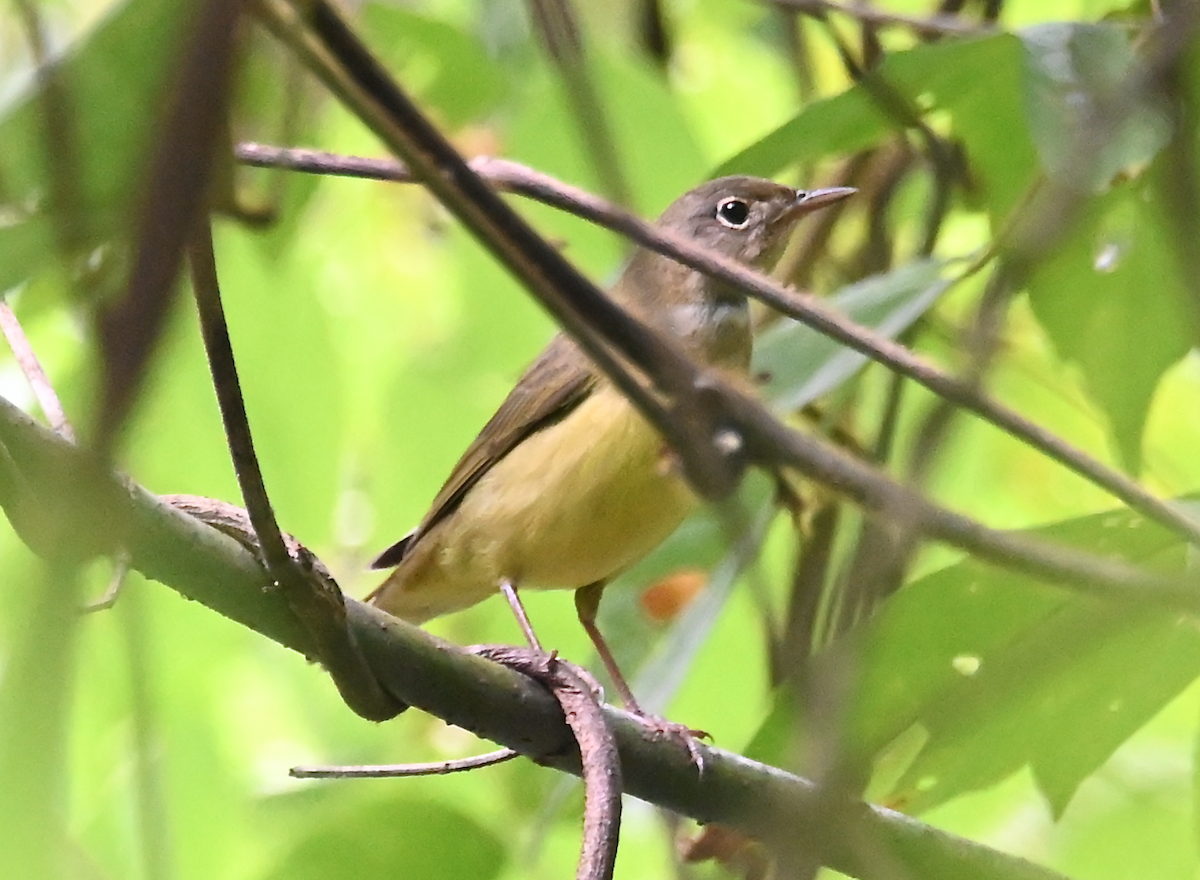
[252,0,744,499]
[234,144,1200,551]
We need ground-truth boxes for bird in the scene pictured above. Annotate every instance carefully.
[367,176,854,715]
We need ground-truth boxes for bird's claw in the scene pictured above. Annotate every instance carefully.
[636,715,710,774]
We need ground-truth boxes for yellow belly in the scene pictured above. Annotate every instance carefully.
[371,384,697,623]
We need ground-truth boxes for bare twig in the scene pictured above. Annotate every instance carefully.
[291,749,518,778]
[0,304,75,443]
[234,144,1200,549]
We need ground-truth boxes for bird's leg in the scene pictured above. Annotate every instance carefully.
[575,581,708,770]
[574,581,645,713]
[500,580,543,651]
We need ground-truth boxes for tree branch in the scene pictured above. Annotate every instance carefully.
[234,143,1200,555]
[0,395,1070,880]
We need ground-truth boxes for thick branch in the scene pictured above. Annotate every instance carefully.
[0,395,1069,880]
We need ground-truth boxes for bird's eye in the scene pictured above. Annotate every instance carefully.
[716,197,751,229]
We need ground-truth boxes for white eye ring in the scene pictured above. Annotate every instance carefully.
[716,197,752,229]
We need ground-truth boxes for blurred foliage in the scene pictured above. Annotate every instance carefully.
[3,1,1200,879]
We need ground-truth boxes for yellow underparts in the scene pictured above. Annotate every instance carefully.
[371,383,697,623]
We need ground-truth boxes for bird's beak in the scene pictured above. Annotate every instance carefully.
[781,186,857,222]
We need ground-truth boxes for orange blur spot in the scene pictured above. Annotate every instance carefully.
[640,569,707,623]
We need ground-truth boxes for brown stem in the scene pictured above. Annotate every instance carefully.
[185,224,403,722]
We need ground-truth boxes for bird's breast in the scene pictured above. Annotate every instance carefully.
[442,383,698,591]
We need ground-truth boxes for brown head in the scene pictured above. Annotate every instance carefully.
[618,176,854,367]
[655,175,855,267]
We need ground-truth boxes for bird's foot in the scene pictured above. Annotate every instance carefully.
[631,713,710,773]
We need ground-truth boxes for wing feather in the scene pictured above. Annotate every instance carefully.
[370,334,597,569]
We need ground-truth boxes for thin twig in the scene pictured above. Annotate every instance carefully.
[234,143,1200,548]
[291,749,518,778]
[716,379,1196,607]
[0,304,75,443]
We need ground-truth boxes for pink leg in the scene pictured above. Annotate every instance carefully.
[501,580,543,651]
[574,581,645,714]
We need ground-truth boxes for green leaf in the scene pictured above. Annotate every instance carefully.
[716,35,1026,181]
[714,82,893,180]
[720,31,1044,221]
[1026,170,1192,472]
[1021,23,1171,192]
[843,505,1193,816]
[755,258,954,410]
[935,35,1034,221]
